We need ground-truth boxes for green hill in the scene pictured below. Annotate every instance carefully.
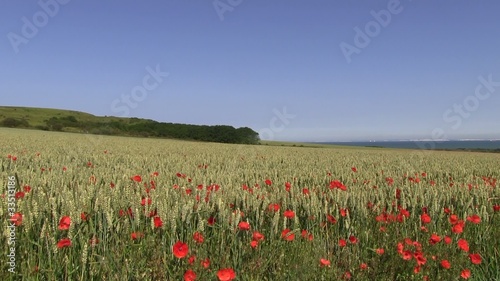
[0,106,259,144]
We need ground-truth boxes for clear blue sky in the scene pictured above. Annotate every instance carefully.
[2,0,500,141]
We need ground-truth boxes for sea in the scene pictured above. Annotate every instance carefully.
[318,140,500,150]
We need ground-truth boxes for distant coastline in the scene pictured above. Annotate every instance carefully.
[316,140,500,152]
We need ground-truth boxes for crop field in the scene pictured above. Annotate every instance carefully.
[1,128,499,280]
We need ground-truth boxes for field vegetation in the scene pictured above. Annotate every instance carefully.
[1,128,499,280]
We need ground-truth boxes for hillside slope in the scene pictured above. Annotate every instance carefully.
[0,106,259,144]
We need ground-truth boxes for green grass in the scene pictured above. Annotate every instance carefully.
[0,106,125,127]
[259,140,393,150]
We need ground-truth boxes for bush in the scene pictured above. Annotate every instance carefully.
[1,117,29,128]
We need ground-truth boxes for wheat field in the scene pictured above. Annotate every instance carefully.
[1,128,499,280]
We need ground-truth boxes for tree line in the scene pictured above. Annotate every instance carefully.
[1,116,260,145]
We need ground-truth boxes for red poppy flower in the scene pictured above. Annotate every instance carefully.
[23,185,31,192]
[201,258,210,268]
[207,184,220,191]
[385,177,394,185]
[449,214,459,224]
[58,216,71,230]
[217,268,236,281]
[452,221,465,234]
[376,248,385,255]
[395,188,401,199]
[264,179,272,186]
[429,233,441,245]
[119,208,133,217]
[207,216,216,225]
[342,271,352,279]
[285,182,291,191]
[319,258,331,267]
[494,205,500,212]
[81,212,88,221]
[268,203,280,212]
[147,208,157,217]
[238,221,250,231]
[131,175,142,182]
[193,232,204,244]
[141,197,152,206]
[414,265,423,274]
[153,216,163,228]
[469,253,481,264]
[131,232,143,240]
[326,214,337,224]
[340,208,348,217]
[173,241,189,258]
[466,215,481,224]
[461,269,471,279]
[349,235,358,244]
[302,188,310,195]
[329,180,347,191]
[281,229,295,241]
[444,236,452,244]
[360,263,368,270]
[250,240,258,248]
[441,260,451,269]
[301,229,313,241]
[399,208,410,219]
[252,231,264,241]
[338,239,347,247]
[15,191,25,199]
[188,255,196,264]
[458,239,469,252]
[420,213,431,224]
[413,241,422,251]
[10,212,22,226]
[57,238,72,248]
[184,269,196,281]
[397,242,404,254]
[414,252,427,266]
[402,250,412,260]
[283,210,295,219]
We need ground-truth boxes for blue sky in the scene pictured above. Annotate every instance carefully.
[2,0,500,141]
